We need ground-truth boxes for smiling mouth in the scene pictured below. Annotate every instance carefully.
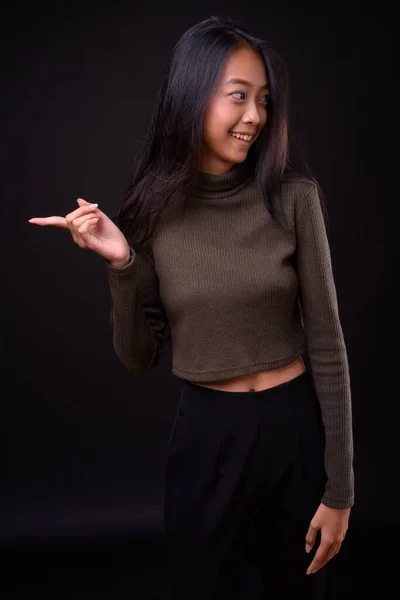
[230,132,254,145]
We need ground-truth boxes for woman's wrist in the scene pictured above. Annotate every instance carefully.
[109,249,131,268]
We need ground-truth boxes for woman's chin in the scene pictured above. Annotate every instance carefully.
[226,154,248,164]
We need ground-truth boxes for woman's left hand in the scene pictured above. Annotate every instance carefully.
[305,503,351,575]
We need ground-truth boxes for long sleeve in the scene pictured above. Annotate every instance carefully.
[295,182,354,508]
[106,245,170,375]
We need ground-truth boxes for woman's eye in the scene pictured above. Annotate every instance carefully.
[231,91,271,104]
[232,92,245,100]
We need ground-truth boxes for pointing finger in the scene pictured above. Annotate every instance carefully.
[28,216,68,227]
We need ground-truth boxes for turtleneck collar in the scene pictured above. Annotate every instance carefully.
[193,159,253,199]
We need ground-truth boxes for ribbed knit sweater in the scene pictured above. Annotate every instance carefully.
[106,160,354,509]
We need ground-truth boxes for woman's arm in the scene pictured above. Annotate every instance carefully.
[295,182,354,509]
[106,244,170,375]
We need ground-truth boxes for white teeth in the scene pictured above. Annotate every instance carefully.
[230,132,253,141]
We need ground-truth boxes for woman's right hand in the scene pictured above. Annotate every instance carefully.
[29,198,131,267]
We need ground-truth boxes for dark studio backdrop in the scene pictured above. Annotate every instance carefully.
[1,1,398,599]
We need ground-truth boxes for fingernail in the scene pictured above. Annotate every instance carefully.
[89,203,98,207]
[305,545,311,553]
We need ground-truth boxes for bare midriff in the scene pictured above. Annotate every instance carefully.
[189,357,306,392]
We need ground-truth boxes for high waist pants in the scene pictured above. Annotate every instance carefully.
[163,370,328,600]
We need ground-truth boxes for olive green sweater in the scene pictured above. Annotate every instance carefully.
[106,160,354,509]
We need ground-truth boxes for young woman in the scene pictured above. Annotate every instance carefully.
[29,15,354,600]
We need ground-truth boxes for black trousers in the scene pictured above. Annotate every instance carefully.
[163,370,328,600]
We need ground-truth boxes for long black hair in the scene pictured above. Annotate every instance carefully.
[112,15,326,253]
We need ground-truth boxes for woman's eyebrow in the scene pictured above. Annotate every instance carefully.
[225,77,270,92]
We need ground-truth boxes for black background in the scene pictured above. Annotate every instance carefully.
[1,1,398,598]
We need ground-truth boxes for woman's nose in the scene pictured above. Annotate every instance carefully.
[243,105,261,125]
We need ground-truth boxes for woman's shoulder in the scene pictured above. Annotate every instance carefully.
[280,167,328,226]
[281,167,318,193]
[279,168,322,217]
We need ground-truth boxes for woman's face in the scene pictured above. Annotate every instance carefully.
[200,45,270,174]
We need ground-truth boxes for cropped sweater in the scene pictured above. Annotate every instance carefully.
[106,160,354,509]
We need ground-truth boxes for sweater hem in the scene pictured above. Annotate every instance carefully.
[172,344,306,382]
